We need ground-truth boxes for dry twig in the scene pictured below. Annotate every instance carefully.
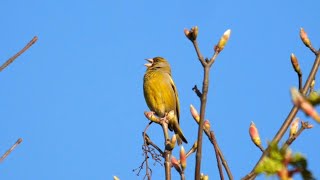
[0,36,38,72]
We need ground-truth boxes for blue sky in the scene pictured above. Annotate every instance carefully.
[1,0,320,179]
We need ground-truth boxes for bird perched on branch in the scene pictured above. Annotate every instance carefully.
[143,57,188,145]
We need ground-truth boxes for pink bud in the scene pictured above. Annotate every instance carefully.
[144,111,159,123]
[180,146,186,171]
[300,101,320,122]
[290,53,301,75]
[171,156,181,172]
[203,120,211,131]
[290,88,320,122]
[249,122,261,147]
[290,88,304,105]
[190,104,200,124]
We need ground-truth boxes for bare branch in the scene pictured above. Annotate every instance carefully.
[243,48,320,180]
[0,36,38,72]
[0,138,23,163]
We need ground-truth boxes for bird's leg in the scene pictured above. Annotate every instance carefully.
[160,117,169,125]
[159,116,170,143]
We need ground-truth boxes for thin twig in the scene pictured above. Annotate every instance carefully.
[192,37,209,179]
[191,34,230,179]
[218,149,233,180]
[209,130,224,180]
[192,85,202,98]
[0,138,23,163]
[143,122,153,180]
[186,142,197,158]
[144,133,164,155]
[0,36,38,72]
[181,173,186,180]
[281,121,313,151]
[192,40,206,67]
[242,50,320,180]
[310,46,318,55]
[204,129,233,179]
[298,74,303,91]
[257,144,265,153]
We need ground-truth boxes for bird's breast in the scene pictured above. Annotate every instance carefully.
[143,71,177,118]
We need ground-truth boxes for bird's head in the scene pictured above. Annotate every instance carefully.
[144,57,171,73]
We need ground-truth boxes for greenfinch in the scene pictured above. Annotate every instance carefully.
[143,57,188,144]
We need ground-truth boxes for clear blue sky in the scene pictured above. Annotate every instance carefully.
[1,1,320,179]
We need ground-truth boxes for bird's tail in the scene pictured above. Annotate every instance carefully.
[174,123,188,145]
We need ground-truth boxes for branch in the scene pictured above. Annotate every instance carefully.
[144,133,164,155]
[242,49,320,179]
[192,85,202,98]
[192,37,209,179]
[185,27,231,180]
[0,138,23,163]
[209,130,224,180]
[281,121,313,151]
[205,129,233,179]
[143,122,153,180]
[161,121,171,180]
[0,36,38,72]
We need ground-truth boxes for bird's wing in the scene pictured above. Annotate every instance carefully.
[168,74,180,122]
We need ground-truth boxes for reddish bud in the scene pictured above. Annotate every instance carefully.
[291,88,320,122]
[291,88,304,105]
[249,122,261,147]
[290,53,301,75]
[191,26,198,40]
[171,156,181,173]
[190,104,200,124]
[180,146,187,171]
[184,26,198,41]
[300,101,320,122]
[184,29,191,40]
[277,168,289,180]
[300,28,311,48]
[203,120,211,131]
[144,111,160,123]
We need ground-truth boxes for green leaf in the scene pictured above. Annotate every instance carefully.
[301,169,315,180]
[307,91,320,106]
[255,156,284,175]
[290,153,307,169]
[289,153,315,180]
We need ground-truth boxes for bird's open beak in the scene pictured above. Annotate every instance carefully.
[144,58,154,67]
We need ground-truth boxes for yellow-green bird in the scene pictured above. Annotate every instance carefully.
[143,57,188,144]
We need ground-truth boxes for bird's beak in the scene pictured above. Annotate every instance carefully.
[144,58,154,67]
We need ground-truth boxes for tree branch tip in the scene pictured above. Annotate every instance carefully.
[17,138,23,144]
